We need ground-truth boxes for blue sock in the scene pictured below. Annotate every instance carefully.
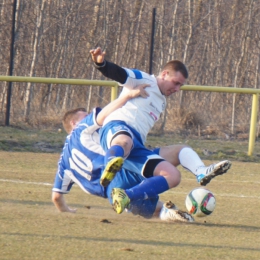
[105,145,124,164]
[125,176,169,201]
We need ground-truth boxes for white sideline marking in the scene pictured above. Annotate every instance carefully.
[0,179,52,186]
[0,178,259,199]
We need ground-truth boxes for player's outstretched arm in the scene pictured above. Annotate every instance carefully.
[90,47,127,84]
[96,84,150,125]
[52,191,77,213]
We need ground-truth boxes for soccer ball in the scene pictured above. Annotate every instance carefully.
[185,187,216,217]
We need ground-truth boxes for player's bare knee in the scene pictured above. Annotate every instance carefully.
[167,170,181,188]
[160,167,181,188]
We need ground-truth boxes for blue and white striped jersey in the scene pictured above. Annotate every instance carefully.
[52,107,107,197]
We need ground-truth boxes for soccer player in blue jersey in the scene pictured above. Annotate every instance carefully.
[52,86,194,222]
[90,47,231,214]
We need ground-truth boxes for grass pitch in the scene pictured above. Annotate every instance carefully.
[0,151,260,260]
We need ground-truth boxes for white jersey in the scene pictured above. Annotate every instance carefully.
[103,68,166,143]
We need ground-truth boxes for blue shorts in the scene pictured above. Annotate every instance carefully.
[100,120,164,176]
[106,168,159,219]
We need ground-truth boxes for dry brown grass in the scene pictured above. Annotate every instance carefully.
[0,152,260,260]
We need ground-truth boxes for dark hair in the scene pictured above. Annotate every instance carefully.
[162,60,188,79]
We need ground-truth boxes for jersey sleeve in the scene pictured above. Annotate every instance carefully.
[122,68,155,89]
[94,60,154,91]
[81,107,102,133]
[94,60,128,84]
[92,107,102,127]
[52,157,75,194]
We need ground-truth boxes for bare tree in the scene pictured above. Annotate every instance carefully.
[24,0,46,120]
[231,0,254,134]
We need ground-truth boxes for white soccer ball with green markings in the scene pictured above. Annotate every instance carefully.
[185,187,216,217]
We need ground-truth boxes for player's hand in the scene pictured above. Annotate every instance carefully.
[130,84,150,98]
[90,47,106,63]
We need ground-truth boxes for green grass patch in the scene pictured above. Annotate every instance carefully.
[1,126,260,162]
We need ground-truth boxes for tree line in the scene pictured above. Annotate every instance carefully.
[0,0,260,138]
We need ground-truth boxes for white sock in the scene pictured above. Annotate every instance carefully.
[159,205,167,221]
[179,147,205,176]
[159,204,177,221]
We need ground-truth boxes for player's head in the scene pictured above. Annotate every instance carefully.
[62,108,88,134]
[157,60,188,96]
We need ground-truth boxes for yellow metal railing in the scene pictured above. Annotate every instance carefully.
[182,85,260,156]
[0,75,118,100]
[0,76,259,156]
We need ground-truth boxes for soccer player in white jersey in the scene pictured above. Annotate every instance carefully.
[90,47,231,214]
[52,86,194,222]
